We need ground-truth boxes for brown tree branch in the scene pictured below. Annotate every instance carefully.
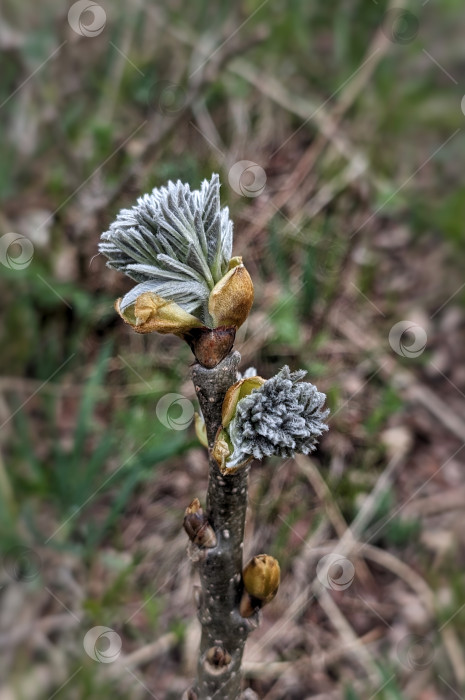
[185,351,255,699]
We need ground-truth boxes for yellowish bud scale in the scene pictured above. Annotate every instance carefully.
[208,262,254,329]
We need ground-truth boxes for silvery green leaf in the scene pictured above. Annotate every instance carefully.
[226,366,329,467]
[99,174,233,326]
[120,279,209,316]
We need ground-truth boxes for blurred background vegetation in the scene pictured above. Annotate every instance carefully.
[0,0,465,698]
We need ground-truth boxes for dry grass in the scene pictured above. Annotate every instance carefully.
[1,1,465,698]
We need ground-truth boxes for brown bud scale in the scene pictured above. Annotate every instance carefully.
[183,326,236,369]
[242,554,280,603]
[183,499,217,548]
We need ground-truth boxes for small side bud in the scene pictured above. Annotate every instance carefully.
[212,427,253,475]
[183,498,217,548]
[243,554,280,601]
[240,554,280,617]
[205,646,232,669]
[194,412,208,448]
[211,428,231,473]
[203,646,232,676]
[208,261,254,329]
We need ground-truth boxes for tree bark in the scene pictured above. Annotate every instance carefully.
[187,351,254,700]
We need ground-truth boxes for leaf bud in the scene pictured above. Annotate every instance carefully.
[184,326,236,369]
[208,260,254,329]
[194,412,208,448]
[211,427,252,475]
[240,554,280,617]
[183,498,217,548]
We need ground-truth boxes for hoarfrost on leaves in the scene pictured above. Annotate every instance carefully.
[99,174,233,326]
[227,366,329,468]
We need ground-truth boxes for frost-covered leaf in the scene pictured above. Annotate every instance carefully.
[225,366,329,468]
[99,174,233,326]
